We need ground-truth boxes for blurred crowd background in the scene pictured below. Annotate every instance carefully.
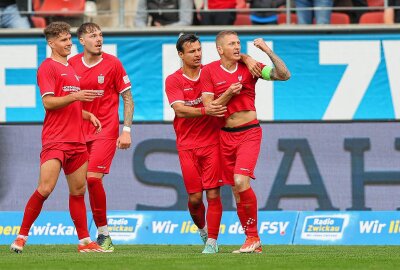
[0,0,397,29]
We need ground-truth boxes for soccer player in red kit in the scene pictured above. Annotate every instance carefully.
[201,31,291,253]
[69,22,134,252]
[10,22,104,253]
[165,34,231,253]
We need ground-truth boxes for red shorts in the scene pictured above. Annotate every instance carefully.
[178,143,223,194]
[220,124,262,185]
[86,139,117,174]
[40,142,89,175]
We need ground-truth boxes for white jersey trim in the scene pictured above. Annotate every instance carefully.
[220,63,238,74]
[41,92,54,98]
[182,69,202,82]
[170,100,185,107]
[119,86,131,94]
[50,58,68,66]
[81,57,103,68]
[202,92,214,95]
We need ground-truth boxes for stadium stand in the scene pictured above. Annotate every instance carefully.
[277,13,298,24]
[35,0,85,16]
[234,0,251,25]
[359,11,384,23]
[277,12,350,24]
[366,0,384,7]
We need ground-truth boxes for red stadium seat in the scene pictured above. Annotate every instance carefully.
[31,16,46,28]
[359,11,384,23]
[234,13,252,25]
[330,12,351,24]
[278,12,350,24]
[366,0,384,6]
[35,0,85,17]
[277,13,298,24]
[234,0,251,25]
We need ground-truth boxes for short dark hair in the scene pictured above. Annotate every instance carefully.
[44,21,71,40]
[176,33,200,53]
[216,30,238,46]
[77,22,101,38]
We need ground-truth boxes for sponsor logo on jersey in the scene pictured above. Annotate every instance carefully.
[123,75,130,84]
[98,74,104,84]
[184,97,202,106]
[216,81,226,86]
[183,88,193,91]
[93,90,104,96]
[61,73,68,76]
[301,215,349,241]
[62,86,80,92]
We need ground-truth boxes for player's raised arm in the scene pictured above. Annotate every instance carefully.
[240,53,262,78]
[253,38,291,81]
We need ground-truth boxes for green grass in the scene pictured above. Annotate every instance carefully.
[1,245,400,270]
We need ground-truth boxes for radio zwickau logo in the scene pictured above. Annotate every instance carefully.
[107,214,143,241]
[301,215,350,241]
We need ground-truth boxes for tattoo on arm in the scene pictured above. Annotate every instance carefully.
[121,89,134,127]
[267,51,291,81]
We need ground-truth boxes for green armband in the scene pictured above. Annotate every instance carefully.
[262,66,273,81]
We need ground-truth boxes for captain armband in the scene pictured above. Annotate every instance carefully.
[261,66,273,81]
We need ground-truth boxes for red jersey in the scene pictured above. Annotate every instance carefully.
[207,0,236,9]
[69,52,131,141]
[37,58,85,146]
[201,60,264,118]
[165,68,220,151]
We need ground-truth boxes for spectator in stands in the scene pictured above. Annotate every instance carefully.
[0,0,30,28]
[295,0,333,24]
[247,0,286,25]
[135,0,193,27]
[199,0,237,25]
[384,0,400,23]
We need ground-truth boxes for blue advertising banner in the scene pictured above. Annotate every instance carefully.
[293,211,400,245]
[0,211,298,245]
[1,33,400,122]
[0,211,93,245]
[90,211,299,245]
[3,210,400,245]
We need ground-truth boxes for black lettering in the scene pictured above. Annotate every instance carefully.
[264,139,338,210]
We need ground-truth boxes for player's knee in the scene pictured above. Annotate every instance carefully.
[37,184,54,197]
[70,183,86,196]
[188,193,203,206]
[206,188,220,200]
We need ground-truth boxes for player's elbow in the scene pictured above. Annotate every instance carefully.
[283,70,291,81]
[174,109,187,118]
[278,70,291,81]
[42,100,53,110]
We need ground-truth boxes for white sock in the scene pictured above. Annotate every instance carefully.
[198,225,207,236]
[206,238,217,246]
[17,235,28,241]
[79,237,91,245]
[98,225,109,236]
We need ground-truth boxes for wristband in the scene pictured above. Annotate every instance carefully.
[200,107,206,116]
[123,126,131,133]
[262,66,273,81]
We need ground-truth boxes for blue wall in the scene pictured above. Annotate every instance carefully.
[1,32,400,122]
